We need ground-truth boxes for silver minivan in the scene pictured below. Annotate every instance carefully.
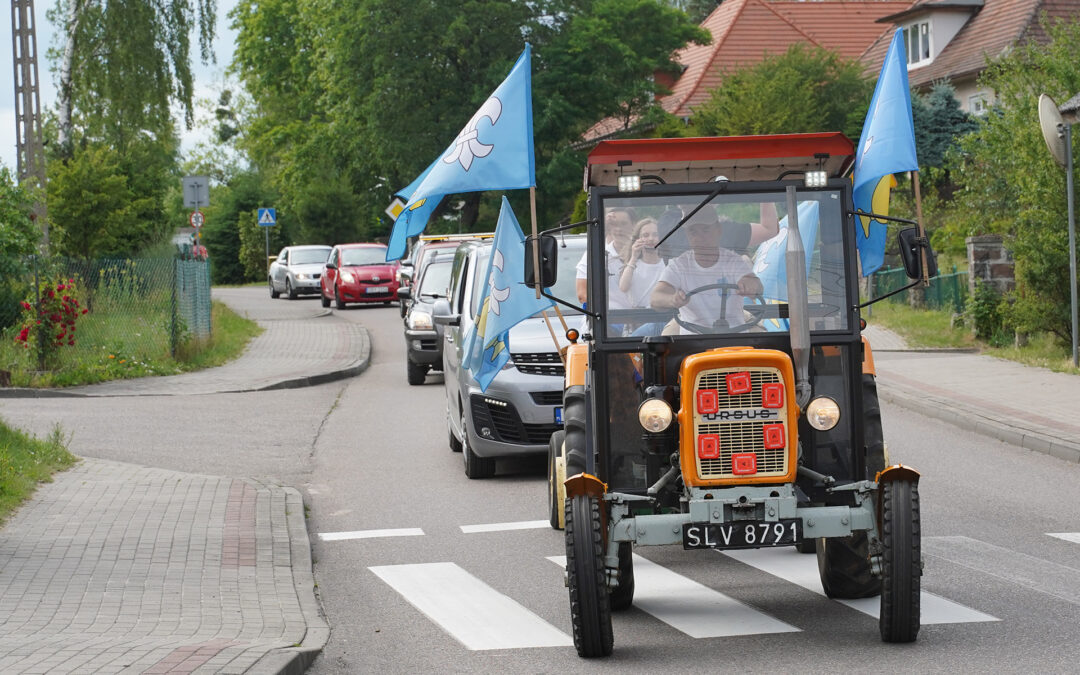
[436,235,586,478]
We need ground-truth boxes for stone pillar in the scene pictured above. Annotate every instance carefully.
[966,235,1014,295]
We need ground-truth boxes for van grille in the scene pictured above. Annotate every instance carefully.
[470,395,560,446]
[511,352,564,377]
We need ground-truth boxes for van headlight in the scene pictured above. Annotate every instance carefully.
[806,397,841,430]
[638,398,673,433]
[408,310,433,331]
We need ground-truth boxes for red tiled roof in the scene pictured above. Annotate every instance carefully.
[583,0,910,141]
[861,0,1079,88]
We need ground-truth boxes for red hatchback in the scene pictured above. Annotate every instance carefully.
[321,243,400,309]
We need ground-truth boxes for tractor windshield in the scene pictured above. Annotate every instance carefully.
[596,190,849,340]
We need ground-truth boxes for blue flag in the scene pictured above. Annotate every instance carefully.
[853,28,919,276]
[751,201,820,331]
[385,44,535,261]
[386,159,441,261]
[462,197,553,392]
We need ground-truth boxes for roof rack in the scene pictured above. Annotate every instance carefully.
[419,232,494,241]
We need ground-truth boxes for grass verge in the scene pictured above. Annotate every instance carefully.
[1,300,262,388]
[866,300,1079,375]
[864,300,976,349]
[0,422,78,526]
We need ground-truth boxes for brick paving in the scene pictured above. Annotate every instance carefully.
[0,459,325,674]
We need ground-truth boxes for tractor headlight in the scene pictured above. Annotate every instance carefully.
[638,398,673,433]
[618,175,641,192]
[805,170,828,188]
[408,310,433,331]
[806,397,841,430]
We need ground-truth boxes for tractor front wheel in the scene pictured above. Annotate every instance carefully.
[609,542,635,611]
[817,532,880,599]
[565,494,613,658]
[879,479,921,642]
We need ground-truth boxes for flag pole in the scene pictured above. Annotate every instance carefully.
[912,171,930,287]
[530,187,542,299]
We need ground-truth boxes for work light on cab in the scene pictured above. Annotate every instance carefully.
[638,398,673,432]
[806,396,841,430]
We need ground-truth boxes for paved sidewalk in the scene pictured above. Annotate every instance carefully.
[0,459,327,674]
[864,325,1080,463]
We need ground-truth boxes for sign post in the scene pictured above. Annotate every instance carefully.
[258,208,277,272]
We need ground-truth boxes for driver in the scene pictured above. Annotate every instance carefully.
[650,212,763,333]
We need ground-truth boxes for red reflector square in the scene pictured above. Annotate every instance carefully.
[726,372,752,395]
[732,453,757,475]
[698,434,720,459]
[762,382,784,408]
[763,423,786,450]
[696,389,719,414]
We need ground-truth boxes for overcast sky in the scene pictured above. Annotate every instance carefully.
[1,0,240,174]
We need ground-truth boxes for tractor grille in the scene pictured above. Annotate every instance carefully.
[694,367,789,480]
[470,395,560,445]
[511,352,564,377]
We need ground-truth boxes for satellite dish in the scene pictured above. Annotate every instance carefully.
[1039,93,1067,168]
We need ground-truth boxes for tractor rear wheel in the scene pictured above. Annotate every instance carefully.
[563,386,589,477]
[879,479,921,643]
[548,431,566,530]
[565,494,613,658]
[609,542,635,611]
[817,532,880,598]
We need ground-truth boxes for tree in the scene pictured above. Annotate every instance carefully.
[50,0,217,158]
[0,168,41,257]
[946,16,1080,343]
[46,143,157,259]
[690,43,872,140]
[231,0,709,240]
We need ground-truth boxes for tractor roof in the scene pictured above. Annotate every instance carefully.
[585,132,855,188]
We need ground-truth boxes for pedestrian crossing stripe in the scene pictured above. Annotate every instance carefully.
[548,555,799,637]
[1047,532,1080,544]
[722,547,998,624]
[460,520,549,533]
[319,528,424,541]
[369,562,572,650]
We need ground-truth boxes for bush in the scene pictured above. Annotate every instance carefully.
[966,281,1010,345]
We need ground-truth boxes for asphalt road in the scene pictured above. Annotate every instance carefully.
[2,290,1079,674]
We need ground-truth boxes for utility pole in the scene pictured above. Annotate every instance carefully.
[11,0,49,248]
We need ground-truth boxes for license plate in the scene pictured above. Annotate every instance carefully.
[682,519,801,550]
[554,407,563,424]
[366,287,389,294]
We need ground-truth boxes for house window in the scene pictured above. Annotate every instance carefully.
[904,21,931,65]
[968,94,988,116]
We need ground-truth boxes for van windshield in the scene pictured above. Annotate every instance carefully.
[596,190,849,339]
[470,236,587,318]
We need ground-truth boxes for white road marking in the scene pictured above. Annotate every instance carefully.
[460,520,550,533]
[722,547,998,624]
[548,555,799,638]
[924,535,1080,606]
[369,562,572,650]
[318,528,424,541]
[1048,532,1080,545]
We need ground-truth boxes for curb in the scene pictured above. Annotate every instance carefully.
[879,381,1080,463]
[249,488,330,675]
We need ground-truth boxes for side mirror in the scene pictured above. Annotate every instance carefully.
[524,234,558,289]
[897,228,938,279]
[397,287,411,301]
[325,262,337,270]
[431,298,459,326]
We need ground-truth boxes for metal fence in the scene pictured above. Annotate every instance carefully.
[870,266,968,312]
[0,256,211,372]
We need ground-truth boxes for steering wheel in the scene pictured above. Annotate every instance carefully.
[674,282,765,334]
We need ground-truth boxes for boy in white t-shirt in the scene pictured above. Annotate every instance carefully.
[576,208,634,334]
[651,214,762,333]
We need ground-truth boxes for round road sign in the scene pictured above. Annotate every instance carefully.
[190,211,205,228]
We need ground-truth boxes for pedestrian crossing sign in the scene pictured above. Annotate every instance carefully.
[258,208,277,226]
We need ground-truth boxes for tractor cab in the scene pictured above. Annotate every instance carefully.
[526,133,930,657]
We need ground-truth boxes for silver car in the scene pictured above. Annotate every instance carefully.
[436,235,586,478]
[269,245,332,299]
